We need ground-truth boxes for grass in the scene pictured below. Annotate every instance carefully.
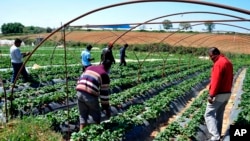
[0,116,63,141]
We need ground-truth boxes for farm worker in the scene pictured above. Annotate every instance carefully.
[204,47,233,141]
[10,38,31,83]
[81,44,94,72]
[76,59,112,130]
[100,42,115,65]
[119,43,128,66]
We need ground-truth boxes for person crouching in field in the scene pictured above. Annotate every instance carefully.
[76,59,112,130]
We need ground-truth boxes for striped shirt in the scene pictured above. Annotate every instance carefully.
[76,65,110,106]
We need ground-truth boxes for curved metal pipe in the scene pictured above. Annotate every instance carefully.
[10,0,250,117]
[18,2,250,85]
[72,19,249,28]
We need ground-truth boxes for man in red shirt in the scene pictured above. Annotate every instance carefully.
[204,47,233,141]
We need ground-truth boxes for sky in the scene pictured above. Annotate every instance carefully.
[1,0,250,33]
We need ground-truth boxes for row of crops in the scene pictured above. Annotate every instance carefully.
[233,68,250,125]
[0,45,250,140]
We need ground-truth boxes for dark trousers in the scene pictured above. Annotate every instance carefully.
[120,58,126,66]
[11,63,29,83]
[82,65,91,72]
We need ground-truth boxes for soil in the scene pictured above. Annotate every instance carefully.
[221,68,246,140]
[146,68,246,141]
[8,31,250,54]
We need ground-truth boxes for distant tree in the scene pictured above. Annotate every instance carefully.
[162,19,172,30]
[24,26,46,34]
[23,26,35,33]
[1,22,24,34]
[33,27,45,33]
[204,22,215,32]
[179,22,192,30]
[46,27,52,33]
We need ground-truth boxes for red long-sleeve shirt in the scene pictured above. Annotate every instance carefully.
[209,54,233,97]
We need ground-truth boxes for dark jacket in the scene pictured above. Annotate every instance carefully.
[101,47,115,64]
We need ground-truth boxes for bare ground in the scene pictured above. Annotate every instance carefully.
[146,68,246,141]
[7,31,250,54]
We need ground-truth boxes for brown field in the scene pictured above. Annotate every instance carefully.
[15,31,250,54]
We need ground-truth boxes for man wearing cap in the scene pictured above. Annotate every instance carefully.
[81,44,94,72]
[100,42,115,65]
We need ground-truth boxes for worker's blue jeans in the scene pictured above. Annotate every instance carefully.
[11,62,29,83]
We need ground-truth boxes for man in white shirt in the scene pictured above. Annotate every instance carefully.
[10,38,30,83]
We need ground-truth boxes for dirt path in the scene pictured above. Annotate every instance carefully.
[147,68,246,141]
[221,68,246,137]
[146,88,208,141]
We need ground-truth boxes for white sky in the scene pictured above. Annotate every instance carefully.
[1,0,250,33]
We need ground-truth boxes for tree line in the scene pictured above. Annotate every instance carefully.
[1,20,215,35]
[162,20,215,32]
[1,22,53,35]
